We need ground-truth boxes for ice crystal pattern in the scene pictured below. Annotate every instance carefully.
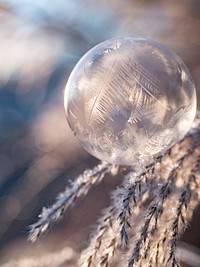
[64,37,196,166]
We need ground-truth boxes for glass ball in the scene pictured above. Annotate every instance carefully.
[64,38,196,166]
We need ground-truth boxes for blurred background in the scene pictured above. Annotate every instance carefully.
[0,0,200,266]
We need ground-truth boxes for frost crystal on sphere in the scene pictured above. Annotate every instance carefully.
[64,38,196,166]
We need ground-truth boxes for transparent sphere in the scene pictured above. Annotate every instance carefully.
[64,38,196,166]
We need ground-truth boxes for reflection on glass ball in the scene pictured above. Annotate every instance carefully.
[64,37,196,166]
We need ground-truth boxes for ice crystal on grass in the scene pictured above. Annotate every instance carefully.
[28,161,112,242]
[28,117,200,267]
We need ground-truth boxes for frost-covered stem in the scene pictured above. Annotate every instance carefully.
[80,171,145,267]
[29,161,112,242]
[167,190,191,267]
[127,163,183,267]
[80,206,117,267]
[99,237,117,267]
[167,170,199,266]
[118,167,155,247]
[119,174,143,247]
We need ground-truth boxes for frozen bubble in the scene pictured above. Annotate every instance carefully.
[64,38,196,166]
